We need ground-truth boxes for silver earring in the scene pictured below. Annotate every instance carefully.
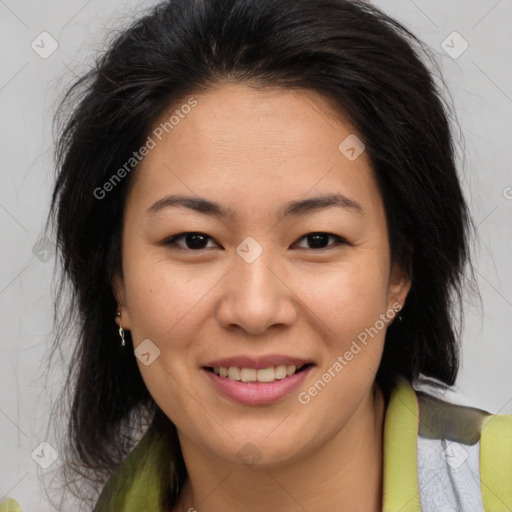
[393,304,403,323]
[117,311,126,347]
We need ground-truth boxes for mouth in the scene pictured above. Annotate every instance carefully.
[201,359,315,405]
[204,363,314,383]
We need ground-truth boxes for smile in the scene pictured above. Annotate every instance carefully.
[202,363,314,405]
[210,364,308,382]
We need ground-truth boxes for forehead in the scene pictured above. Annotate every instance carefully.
[153,83,355,159]
[126,83,381,218]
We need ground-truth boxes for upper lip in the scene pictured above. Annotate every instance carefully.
[203,355,313,369]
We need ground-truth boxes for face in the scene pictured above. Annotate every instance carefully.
[113,83,410,468]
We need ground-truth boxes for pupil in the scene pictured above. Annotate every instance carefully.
[308,233,328,248]
[183,233,329,250]
[187,233,207,249]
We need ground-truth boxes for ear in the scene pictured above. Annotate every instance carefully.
[387,260,411,315]
[112,271,132,330]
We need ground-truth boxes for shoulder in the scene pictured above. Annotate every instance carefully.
[413,375,512,512]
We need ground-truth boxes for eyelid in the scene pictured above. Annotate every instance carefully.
[164,232,349,251]
[294,233,349,250]
[164,232,220,250]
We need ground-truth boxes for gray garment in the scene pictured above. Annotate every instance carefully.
[413,376,490,512]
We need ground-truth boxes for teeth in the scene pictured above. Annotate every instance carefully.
[212,364,303,382]
[275,365,287,379]
[228,366,240,380]
[240,368,257,382]
[256,367,275,383]
[286,365,296,376]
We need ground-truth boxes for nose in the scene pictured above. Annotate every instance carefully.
[215,243,297,335]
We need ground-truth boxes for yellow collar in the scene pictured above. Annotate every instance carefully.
[382,375,422,512]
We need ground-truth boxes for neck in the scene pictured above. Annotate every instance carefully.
[174,382,386,512]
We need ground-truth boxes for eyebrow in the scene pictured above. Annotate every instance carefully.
[146,193,363,219]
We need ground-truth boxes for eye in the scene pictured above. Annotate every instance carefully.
[293,232,348,251]
[164,232,218,250]
[163,231,348,251]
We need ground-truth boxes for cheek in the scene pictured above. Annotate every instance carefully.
[121,257,214,422]
[293,265,390,419]
[124,242,391,348]
[294,255,391,403]
[125,266,207,344]
[296,257,390,335]
[122,245,231,366]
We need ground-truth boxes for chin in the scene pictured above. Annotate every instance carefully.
[203,424,317,470]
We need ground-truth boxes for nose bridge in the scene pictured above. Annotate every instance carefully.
[236,238,277,295]
[216,235,295,333]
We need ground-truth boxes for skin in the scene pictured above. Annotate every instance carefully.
[113,82,411,512]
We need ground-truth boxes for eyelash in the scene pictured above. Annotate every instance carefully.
[163,232,349,252]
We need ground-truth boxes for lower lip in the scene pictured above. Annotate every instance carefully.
[202,366,313,405]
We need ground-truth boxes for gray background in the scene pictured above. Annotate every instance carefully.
[1,0,511,509]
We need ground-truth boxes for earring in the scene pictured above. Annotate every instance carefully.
[393,304,403,323]
[116,311,126,347]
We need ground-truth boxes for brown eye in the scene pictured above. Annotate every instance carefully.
[163,231,347,252]
[165,232,218,250]
[294,232,347,250]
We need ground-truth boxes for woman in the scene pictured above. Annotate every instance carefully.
[2,0,510,511]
